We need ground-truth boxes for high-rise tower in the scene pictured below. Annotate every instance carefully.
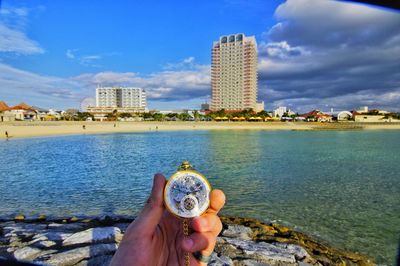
[211,33,258,111]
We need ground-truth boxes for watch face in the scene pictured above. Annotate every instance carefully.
[164,170,211,218]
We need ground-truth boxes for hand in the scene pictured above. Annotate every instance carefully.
[110,173,226,266]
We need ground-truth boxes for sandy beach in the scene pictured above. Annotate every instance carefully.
[1,121,400,139]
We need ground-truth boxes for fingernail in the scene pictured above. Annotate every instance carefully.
[183,238,193,249]
[196,217,207,228]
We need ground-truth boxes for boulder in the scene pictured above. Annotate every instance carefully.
[62,227,122,246]
[14,215,25,221]
[32,240,57,249]
[222,237,297,265]
[272,243,309,260]
[114,223,130,233]
[75,254,113,266]
[234,259,272,266]
[222,224,253,240]
[208,252,234,266]
[35,232,72,242]
[45,243,117,266]
[14,246,55,261]
[47,223,86,231]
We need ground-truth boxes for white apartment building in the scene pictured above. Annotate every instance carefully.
[273,106,287,118]
[211,33,258,111]
[95,87,146,110]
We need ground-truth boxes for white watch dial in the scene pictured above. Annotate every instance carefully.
[165,171,211,218]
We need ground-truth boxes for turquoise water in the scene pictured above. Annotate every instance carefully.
[0,130,399,264]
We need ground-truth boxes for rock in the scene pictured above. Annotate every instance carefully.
[62,227,122,246]
[35,232,72,241]
[209,252,233,266]
[222,237,296,265]
[273,243,309,260]
[222,224,253,240]
[70,216,79,222]
[75,254,113,266]
[235,259,271,266]
[14,215,25,221]
[27,235,48,246]
[45,243,117,266]
[215,237,242,258]
[114,223,130,232]
[14,246,55,261]
[47,222,86,231]
[32,240,57,249]
[38,214,47,221]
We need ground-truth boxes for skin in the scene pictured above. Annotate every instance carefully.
[110,173,226,266]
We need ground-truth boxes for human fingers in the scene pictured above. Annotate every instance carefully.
[191,214,223,234]
[207,189,226,215]
[129,174,166,237]
[182,231,216,255]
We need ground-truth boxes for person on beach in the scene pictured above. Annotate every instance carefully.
[5,131,8,139]
[82,125,86,130]
[110,174,226,266]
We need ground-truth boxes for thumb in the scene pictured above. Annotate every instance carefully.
[134,173,166,236]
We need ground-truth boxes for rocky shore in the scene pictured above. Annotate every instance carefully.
[0,215,374,266]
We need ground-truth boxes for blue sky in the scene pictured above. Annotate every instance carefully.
[0,0,399,111]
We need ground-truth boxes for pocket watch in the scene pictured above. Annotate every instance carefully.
[164,161,211,218]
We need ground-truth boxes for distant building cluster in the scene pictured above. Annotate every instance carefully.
[0,101,64,122]
[268,105,397,123]
[211,33,264,112]
[2,33,400,123]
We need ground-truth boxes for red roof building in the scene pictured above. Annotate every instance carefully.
[301,110,332,122]
[0,101,10,111]
[10,102,36,111]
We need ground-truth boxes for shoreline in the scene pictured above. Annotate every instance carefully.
[0,215,375,266]
[1,121,400,139]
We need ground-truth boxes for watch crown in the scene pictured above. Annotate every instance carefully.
[178,161,194,171]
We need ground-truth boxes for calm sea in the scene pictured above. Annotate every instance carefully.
[0,130,399,264]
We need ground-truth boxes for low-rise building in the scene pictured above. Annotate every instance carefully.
[0,101,15,122]
[354,115,386,123]
[9,102,38,121]
[301,110,332,122]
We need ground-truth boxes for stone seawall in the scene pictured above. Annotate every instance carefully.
[0,215,374,266]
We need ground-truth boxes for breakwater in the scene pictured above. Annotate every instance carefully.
[0,215,374,266]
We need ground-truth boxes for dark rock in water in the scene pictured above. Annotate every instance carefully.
[14,215,25,222]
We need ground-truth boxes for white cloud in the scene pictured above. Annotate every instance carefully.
[163,56,199,70]
[0,6,44,55]
[0,63,88,109]
[0,24,44,54]
[65,49,109,67]
[66,49,76,59]
[259,0,400,111]
[0,59,211,109]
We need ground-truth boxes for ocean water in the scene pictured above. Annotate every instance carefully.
[0,130,399,264]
